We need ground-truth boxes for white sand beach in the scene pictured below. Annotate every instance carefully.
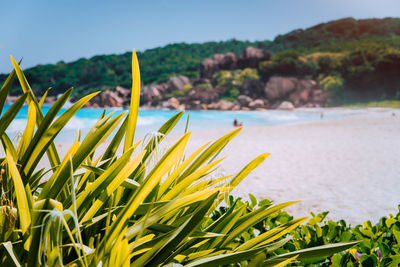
[42,108,400,225]
[182,108,400,225]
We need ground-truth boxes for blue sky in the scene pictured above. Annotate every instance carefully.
[1,0,399,73]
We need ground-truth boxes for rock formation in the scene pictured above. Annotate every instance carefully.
[264,77,329,107]
[200,52,237,79]
[183,87,220,104]
[87,90,125,108]
[239,79,265,99]
[237,47,273,69]
[168,76,190,91]
[248,99,265,109]
[264,77,298,101]
[161,97,181,110]
[84,46,330,110]
[237,95,253,107]
[278,101,295,110]
[140,84,163,105]
[200,47,272,79]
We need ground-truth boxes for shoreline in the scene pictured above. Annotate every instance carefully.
[175,108,400,225]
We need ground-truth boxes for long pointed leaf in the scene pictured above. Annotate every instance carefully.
[98,132,191,260]
[221,201,299,247]
[185,244,271,267]
[123,50,141,152]
[80,150,145,222]
[0,69,17,114]
[17,101,36,157]
[180,127,242,181]
[236,217,308,252]
[160,158,223,201]
[5,150,31,235]
[38,88,51,108]
[229,152,270,189]
[22,90,99,178]
[138,192,218,266]
[39,112,126,200]
[10,56,62,168]
[1,241,22,267]
[0,94,27,137]
[159,141,210,197]
[263,241,360,265]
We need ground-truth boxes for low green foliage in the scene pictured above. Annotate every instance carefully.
[344,100,400,108]
[214,68,259,88]
[214,70,234,87]
[302,52,346,76]
[184,83,193,91]
[235,68,260,86]
[218,195,400,266]
[319,74,345,95]
[292,208,400,266]
[196,82,212,90]
[0,52,357,266]
[258,51,319,80]
[221,88,240,102]
[214,68,259,102]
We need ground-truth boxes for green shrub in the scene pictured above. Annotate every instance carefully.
[302,52,345,75]
[196,82,212,89]
[234,68,260,86]
[320,74,345,95]
[183,83,193,91]
[227,87,240,99]
[217,195,400,266]
[259,50,317,79]
[290,207,400,266]
[219,86,240,102]
[214,68,259,88]
[214,70,234,87]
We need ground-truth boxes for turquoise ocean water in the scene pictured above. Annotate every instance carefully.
[2,104,343,143]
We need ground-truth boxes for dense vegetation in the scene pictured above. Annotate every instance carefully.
[1,40,271,99]
[216,195,400,266]
[270,17,400,52]
[1,17,399,102]
[258,36,400,102]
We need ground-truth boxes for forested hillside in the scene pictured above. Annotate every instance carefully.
[1,40,271,98]
[1,17,399,100]
[270,17,400,51]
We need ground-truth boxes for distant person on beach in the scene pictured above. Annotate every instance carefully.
[233,118,243,127]
[320,112,324,119]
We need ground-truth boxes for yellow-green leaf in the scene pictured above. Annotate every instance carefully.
[5,150,31,234]
[17,101,36,157]
[124,49,141,152]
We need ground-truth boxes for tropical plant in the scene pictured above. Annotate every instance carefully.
[319,74,345,95]
[0,51,357,266]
